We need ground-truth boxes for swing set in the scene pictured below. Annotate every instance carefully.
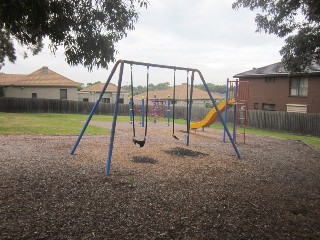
[70,60,241,176]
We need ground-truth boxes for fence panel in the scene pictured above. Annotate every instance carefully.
[246,110,320,136]
[1,97,319,136]
[0,97,131,115]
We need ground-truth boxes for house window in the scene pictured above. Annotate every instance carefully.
[118,98,124,104]
[83,98,89,102]
[265,77,275,83]
[32,93,37,98]
[101,98,111,103]
[290,77,308,97]
[60,89,67,99]
[262,103,275,111]
[254,103,259,109]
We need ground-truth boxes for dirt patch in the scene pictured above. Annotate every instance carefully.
[132,156,158,164]
[164,147,209,157]
[1,122,320,239]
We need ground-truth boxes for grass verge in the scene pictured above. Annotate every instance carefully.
[173,119,320,151]
[1,112,319,151]
[0,112,127,135]
[210,122,320,151]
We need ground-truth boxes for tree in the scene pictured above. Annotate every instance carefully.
[194,83,226,94]
[86,81,102,87]
[0,0,148,70]
[232,0,320,72]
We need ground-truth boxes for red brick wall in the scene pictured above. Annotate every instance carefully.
[238,75,320,113]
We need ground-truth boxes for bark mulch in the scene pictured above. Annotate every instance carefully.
[0,122,319,239]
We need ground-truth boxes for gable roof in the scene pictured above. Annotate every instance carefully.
[234,61,320,78]
[0,67,78,87]
[81,82,127,93]
[134,83,223,100]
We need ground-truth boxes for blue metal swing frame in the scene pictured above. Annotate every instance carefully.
[70,60,241,176]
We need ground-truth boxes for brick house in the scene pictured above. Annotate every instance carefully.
[78,82,129,104]
[0,66,78,101]
[233,61,320,113]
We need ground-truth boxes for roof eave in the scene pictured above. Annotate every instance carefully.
[234,71,320,78]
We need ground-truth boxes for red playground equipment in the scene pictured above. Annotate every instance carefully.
[224,78,249,143]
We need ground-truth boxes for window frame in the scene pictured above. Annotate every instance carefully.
[289,77,308,97]
[262,103,276,111]
[265,77,275,83]
[60,89,67,100]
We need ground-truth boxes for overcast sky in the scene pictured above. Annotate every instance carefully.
[3,0,285,86]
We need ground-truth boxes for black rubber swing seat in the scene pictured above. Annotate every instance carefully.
[172,134,179,140]
[133,137,146,148]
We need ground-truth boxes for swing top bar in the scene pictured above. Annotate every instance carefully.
[120,59,198,73]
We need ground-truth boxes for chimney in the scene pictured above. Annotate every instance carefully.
[42,66,49,75]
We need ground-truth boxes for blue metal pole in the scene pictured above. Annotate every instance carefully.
[196,70,241,159]
[105,62,125,176]
[129,96,133,124]
[223,78,229,142]
[167,95,170,126]
[70,61,121,155]
[141,97,145,127]
[154,94,157,124]
[233,80,239,142]
[187,71,195,146]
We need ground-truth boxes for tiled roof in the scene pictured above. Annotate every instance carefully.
[81,82,127,93]
[234,61,320,78]
[0,74,27,86]
[0,67,78,87]
[133,83,223,100]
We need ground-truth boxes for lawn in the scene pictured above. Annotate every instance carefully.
[174,118,320,151]
[0,112,126,135]
[1,112,319,151]
[212,122,320,151]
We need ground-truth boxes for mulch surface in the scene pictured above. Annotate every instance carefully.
[1,122,319,239]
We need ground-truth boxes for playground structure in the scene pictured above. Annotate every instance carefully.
[130,94,170,127]
[190,99,235,130]
[223,78,249,143]
[189,78,249,144]
[70,60,242,176]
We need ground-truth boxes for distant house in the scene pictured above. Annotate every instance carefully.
[234,61,320,113]
[134,83,223,107]
[0,66,78,101]
[79,82,129,104]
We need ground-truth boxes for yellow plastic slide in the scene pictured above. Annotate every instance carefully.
[190,99,234,130]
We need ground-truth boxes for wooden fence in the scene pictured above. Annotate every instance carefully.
[247,110,320,136]
[0,97,130,115]
[1,97,319,136]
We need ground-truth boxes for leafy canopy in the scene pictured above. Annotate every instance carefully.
[0,0,148,70]
[232,0,320,72]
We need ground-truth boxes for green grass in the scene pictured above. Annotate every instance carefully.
[209,122,320,151]
[1,112,319,151]
[173,118,320,151]
[0,112,128,135]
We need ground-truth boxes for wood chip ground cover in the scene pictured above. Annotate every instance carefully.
[0,122,319,239]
